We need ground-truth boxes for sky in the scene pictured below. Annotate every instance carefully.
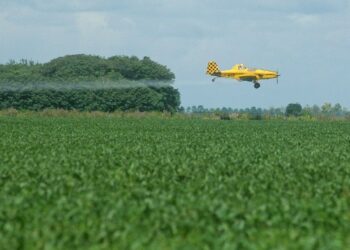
[1,0,350,108]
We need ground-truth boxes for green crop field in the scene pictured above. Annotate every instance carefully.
[1,117,350,249]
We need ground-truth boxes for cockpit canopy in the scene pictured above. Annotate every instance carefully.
[238,64,247,70]
[233,64,247,70]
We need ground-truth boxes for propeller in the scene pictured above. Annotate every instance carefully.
[276,70,280,84]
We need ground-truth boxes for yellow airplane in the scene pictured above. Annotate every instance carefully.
[206,61,280,89]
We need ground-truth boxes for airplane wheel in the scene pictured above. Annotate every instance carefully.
[212,78,216,82]
[254,83,260,89]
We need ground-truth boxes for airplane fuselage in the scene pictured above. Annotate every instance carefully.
[220,68,278,81]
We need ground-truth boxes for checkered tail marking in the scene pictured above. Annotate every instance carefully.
[206,61,220,75]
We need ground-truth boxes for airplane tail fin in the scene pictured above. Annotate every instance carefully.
[206,61,220,75]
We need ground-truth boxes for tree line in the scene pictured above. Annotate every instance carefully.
[0,55,180,112]
[183,103,350,120]
[0,87,179,113]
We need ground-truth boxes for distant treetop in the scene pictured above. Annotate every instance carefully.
[0,54,175,83]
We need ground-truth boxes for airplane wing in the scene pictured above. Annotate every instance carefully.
[237,74,259,82]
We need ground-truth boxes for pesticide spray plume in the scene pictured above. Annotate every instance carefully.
[0,79,175,91]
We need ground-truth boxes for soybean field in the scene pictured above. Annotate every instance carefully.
[1,117,350,249]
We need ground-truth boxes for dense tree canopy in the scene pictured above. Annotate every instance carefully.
[0,87,180,113]
[0,54,175,83]
[0,55,180,112]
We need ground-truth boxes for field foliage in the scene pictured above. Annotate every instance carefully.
[1,117,350,249]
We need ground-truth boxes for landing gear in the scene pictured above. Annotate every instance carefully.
[254,82,261,89]
[212,78,216,82]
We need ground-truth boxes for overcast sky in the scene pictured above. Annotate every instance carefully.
[1,0,350,108]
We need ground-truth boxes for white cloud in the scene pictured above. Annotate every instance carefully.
[288,14,320,26]
[2,0,347,14]
[76,12,108,33]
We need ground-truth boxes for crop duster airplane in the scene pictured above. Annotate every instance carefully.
[206,61,280,89]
